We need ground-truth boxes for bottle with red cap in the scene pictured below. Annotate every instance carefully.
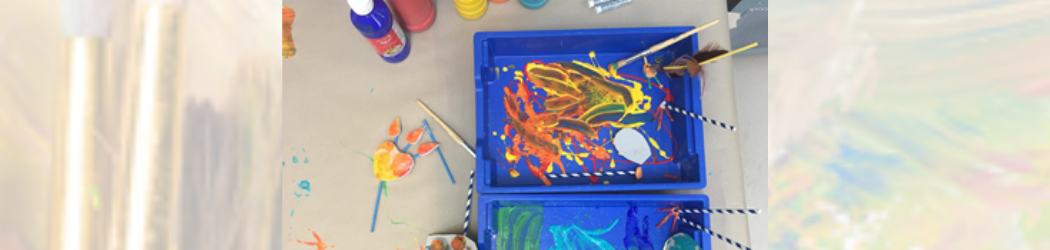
[348,0,410,63]
[388,0,435,32]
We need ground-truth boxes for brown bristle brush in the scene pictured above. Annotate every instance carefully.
[658,42,758,78]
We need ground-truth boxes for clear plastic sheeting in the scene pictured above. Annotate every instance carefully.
[0,0,281,249]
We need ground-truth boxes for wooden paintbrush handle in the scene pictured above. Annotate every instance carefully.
[650,19,720,53]
[416,99,469,147]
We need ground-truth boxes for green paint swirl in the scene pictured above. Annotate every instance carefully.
[496,206,544,250]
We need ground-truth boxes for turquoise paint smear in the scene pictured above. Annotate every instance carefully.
[663,233,699,250]
[304,157,309,164]
[298,180,311,192]
[549,219,619,250]
[496,206,544,250]
[291,210,294,216]
[292,156,298,164]
[294,192,302,198]
[282,161,285,166]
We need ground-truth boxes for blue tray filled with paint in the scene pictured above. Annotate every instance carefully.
[477,194,712,250]
[473,27,707,193]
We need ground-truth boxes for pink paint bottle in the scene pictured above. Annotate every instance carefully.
[389,0,435,32]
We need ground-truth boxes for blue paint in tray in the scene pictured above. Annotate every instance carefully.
[477,194,711,250]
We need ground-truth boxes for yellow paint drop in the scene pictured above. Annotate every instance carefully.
[648,137,669,159]
[509,169,520,178]
[502,67,508,72]
[505,150,519,163]
[603,181,610,185]
[610,159,617,169]
[546,163,553,173]
[493,131,497,136]
[501,135,506,140]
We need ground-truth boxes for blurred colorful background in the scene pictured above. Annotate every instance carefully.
[1,0,280,249]
[769,0,1050,249]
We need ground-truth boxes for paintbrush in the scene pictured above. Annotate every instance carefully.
[609,19,720,71]
[659,101,736,131]
[416,99,476,158]
[547,166,643,180]
[662,42,759,72]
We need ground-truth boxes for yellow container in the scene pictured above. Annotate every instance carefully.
[456,0,487,20]
[454,0,485,10]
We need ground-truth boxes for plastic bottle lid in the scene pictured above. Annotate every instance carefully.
[348,0,375,15]
[519,0,547,9]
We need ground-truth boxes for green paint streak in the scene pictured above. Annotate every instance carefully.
[497,206,543,250]
[339,141,348,148]
[356,150,374,162]
[381,181,388,197]
[389,217,405,225]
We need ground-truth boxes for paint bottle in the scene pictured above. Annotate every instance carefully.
[519,0,547,9]
[348,0,410,63]
[389,0,435,32]
[454,0,487,20]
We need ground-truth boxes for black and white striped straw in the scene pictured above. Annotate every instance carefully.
[547,167,642,180]
[677,208,761,215]
[463,170,474,235]
[660,101,737,131]
[679,217,751,250]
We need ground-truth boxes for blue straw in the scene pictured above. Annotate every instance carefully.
[423,120,455,184]
[371,181,384,232]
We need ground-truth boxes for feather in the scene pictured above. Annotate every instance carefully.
[692,43,729,64]
[663,43,729,78]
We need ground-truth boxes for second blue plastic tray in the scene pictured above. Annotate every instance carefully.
[477,194,712,250]
[473,27,708,193]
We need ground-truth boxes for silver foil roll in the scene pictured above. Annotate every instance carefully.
[595,0,632,14]
[588,0,615,8]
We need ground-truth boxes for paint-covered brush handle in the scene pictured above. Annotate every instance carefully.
[660,101,736,131]
[679,217,751,250]
[547,167,643,180]
[678,208,761,215]
[463,170,475,235]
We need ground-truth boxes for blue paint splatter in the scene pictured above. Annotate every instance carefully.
[291,210,295,216]
[624,206,654,250]
[302,148,305,152]
[283,161,285,166]
[298,180,311,192]
[292,156,298,164]
[371,88,374,93]
[549,219,619,250]
[708,172,712,176]
[304,157,309,164]
[294,192,302,198]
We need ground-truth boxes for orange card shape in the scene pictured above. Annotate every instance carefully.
[388,116,401,137]
[417,142,439,156]
[406,127,425,144]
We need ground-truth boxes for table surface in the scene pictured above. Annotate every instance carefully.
[281,0,749,249]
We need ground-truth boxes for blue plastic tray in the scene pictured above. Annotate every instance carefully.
[477,194,712,250]
[473,27,707,193]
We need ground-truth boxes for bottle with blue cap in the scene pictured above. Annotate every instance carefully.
[348,0,410,63]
